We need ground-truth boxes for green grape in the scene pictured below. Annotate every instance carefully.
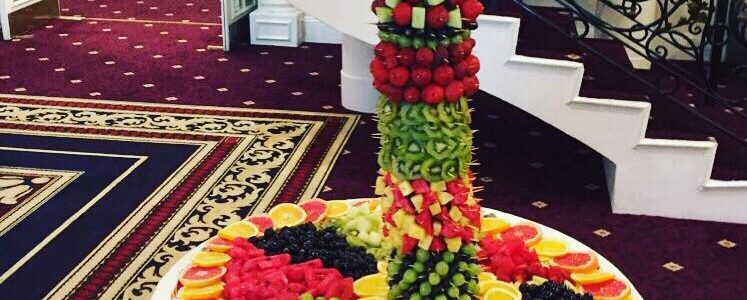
[299,293,314,300]
[388,262,401,275]
[329,298,341,300]
[468,263,481,275]
[467,280,479,294]
[403,269,418,283]
[416,249,430,262]
[459,295,471,300]
[398,280,410,291]
[409,294,423,300]
[315,297,325,300]
[458,261,469,272]
[435,262,449,276]
[428,272,441,285]
[452,273,466,286]
[413,262,425,273]
[418,282,432,296]
[448,286,460,298]
[461,244,477,256]
[441,252,455,263]
[435,295,448,300]
[390,285,403,297]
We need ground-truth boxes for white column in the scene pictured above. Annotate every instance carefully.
[249,0,304,47]
[340,33,379,113]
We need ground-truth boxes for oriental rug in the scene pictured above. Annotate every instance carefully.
[0,94,358,300]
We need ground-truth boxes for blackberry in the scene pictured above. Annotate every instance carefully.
[520,281,593,300]
[248,223,377,279]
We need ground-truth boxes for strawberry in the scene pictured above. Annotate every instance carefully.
[415,47,434,66]
[448,0,463,5]
[426,5,449,29]
[454,60,469,79]
[460,0,484,22]
[383,56,399,69]
[403,86,421,103]
[397,48,416,66]
[392,2,413,27]
[421,84,445,104]
[377,83,404,102]
[434,46,450,64]
[462,75,479,96]
[465,54,480,75]
[433,64,455,85]
[462,37,476,52]
[444,80,464,102]
[388,66,410,86]
[449,42,467,62]
[410,66,432,87]
[370,59,389,83]
[374,41,398,58]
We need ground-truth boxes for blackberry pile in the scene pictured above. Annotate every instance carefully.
[248,223,378,279]
[519,281,593,300]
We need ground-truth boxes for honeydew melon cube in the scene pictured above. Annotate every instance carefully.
[433,221,442,235]
[427,0,445,5]
[398,180,414,196]
[408,224,426,240]
[411,194,424,213]
[383,190,394,208]
[385,0,401,8]
[376,7,393,23]
[448,9,462,28]
[418,235,434,250]
[437,192,454,205]
[429,202,442,215]
[368,231,383,246]
[449,206,464,223]
[446,237,462,252]
[430,181,447,192]
[375,176,387,195]
[411,7,426,29]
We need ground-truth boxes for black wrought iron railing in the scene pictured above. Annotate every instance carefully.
[508,0,747,146]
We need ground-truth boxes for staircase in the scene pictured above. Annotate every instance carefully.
[473,14,747,224]
[288,0,747,224]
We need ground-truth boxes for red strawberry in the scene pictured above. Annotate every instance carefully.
[378,84,404,102]
[421,84,445,104]
[449,43,467,62]
[383,56,399,69]
[433,64,455,85]
[415,47,434,66]
[426,5,449,29]
[465,54,480,75]
[388,66,410,86]
[444,80,464,102]
[462,75,479,96]
[448,0,463,5]
[370,58,385,73]
[434,46,450,64]
[460,0,484,22]
[392,2,413,27]
[403,86,421,103]
[462,37,476,52]
[397,48,416,66]
[374,41,398,58]
[454,60,469,79]
[371,66,389,83]
[410,66,432,87]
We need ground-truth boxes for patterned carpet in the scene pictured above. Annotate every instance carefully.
[59,0,221,24]
[0,95,357,299]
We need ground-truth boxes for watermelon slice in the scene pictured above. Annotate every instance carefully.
[582,278,631,300]
[300,199,328,223]
[246,215,274,235]
[178,265,226,288]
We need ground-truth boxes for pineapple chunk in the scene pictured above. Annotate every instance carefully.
[393,209,406,227]
[375,176,386,195]
[446,237,462,252]
[402,214,416,231]
[408,224,426,240]
[398,180,414,196]
[430,181,447,192]
[383,190,394,208]
[433,221,442,236]
[411,194,424,213]
[418,235,434,250]
[449,206,463,223]
[438,192,454,205]
[429,202,442,215]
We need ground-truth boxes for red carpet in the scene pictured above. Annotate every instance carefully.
[59,0,221,24]
[0,13,745,299]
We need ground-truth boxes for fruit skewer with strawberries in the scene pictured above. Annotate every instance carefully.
[370,0,485,299]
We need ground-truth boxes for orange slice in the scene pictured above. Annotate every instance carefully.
[178,282,224,300]
[268,203,307,228]
[571,271,615,285]
[482,284,521,300]
[478,272,497,283]
[478,280,519,296]
[532,239,569,257]
[217,221,258,241]
[500,222,542,247]
[481,217,510,235]
[325,200,350,218]
[206,237,233,253]
[582,278,631,300]
[550,252,599,273]
[191,251,231,267]
[179,265,226,288]
[353,273,388,297]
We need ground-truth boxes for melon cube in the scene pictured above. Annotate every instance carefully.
[418,235,434,250]
[411,194,424,213]
[398,180,414,196]
[411,7,426,29]
[437,192,454,205]
[429,202,442,215]
[375,176,386,195]
[376,7,393,23]
[446,237,462,252]
[449,206,464,223]
[408,224,426,240]
[430,181,447,192]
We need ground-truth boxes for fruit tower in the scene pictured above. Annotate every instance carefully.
[370,0,485,299]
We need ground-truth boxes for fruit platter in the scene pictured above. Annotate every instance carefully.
[152,198,642,300]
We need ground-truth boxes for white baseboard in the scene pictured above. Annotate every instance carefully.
[303,16,341,44]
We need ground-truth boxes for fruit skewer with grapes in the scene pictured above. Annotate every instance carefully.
[370,0,485,299]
